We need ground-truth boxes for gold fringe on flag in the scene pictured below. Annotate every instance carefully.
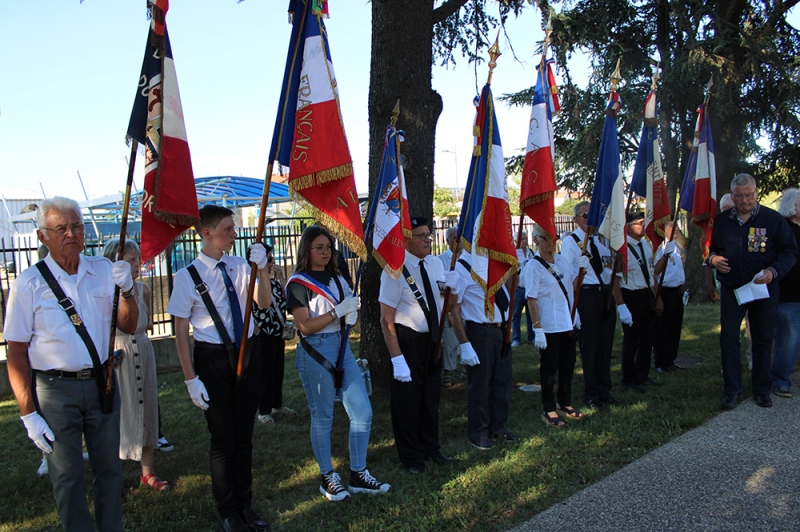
[519,191,555,212]
[289,163,354,191]
[288,190,367,262]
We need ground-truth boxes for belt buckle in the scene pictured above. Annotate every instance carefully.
[58,297,75,311]
[76,368,93,380]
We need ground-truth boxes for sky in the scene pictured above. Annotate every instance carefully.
[0,1,566,206]
[1,2,796,209]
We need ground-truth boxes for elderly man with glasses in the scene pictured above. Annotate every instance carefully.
[708,174,798,410]
[4,197,139,532]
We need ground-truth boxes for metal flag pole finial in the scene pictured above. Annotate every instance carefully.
[610,58,622,92]
[391,99,400,128]
[487,32,502,85]
[651,62,661,91]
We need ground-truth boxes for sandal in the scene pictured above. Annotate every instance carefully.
[541,411,565,427]
[271,406,296,415]
[442,375,453,388]
[556,404,584,420]
[140,473,169,491]
[257,414,275,424]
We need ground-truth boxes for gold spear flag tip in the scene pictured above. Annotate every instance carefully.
[391,99,400,127]
[610,58,622,92]
[487,32,502,85]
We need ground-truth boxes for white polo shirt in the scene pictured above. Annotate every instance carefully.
[168,251,256,344]
[619,236,655,290]
[454,252,507,324]
[655,243,685,288]
[379,250,445,333]
[560,227,613,285]
[523,253,575,333]
[4,254,116,372]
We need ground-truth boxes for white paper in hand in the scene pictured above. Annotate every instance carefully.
[733,271,770,305]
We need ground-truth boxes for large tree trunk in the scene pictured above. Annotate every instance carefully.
[361,0,444,387]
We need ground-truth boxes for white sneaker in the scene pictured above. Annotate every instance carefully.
[257,414,275,425]
[155,437,175,452]
[37,457,48,477]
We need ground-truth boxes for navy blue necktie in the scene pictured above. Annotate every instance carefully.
[217,262,244,346]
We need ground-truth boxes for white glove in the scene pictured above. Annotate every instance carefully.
[21,412,55,454]
[333,296,359,319]
[249,243,268,270]
[185,376,209,410]
[391,355,412,382]
[516,249,527,267]
[573,311,581,330]
[112,260,134,292]
[617,304,633,326]
[444,270,461,295]
[459,342,480,366]
[534,328,547,349]
[576,255,592,272]
[664,241,676,256]
[345,309,358,326]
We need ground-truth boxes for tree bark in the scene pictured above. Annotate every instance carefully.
[362,0,444,387]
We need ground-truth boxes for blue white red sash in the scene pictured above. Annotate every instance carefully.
[285,272,341,306]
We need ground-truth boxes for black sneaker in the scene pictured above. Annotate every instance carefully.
[348,468,391,495]
[754,394,773,408]
[490,429,518,442]
[319,471,350,501]
[470,435,494,450]
[155,437,174,452]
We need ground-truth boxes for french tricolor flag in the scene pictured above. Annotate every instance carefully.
[457,85,517,319]
[127,0,198,264]
[631,91,671,249]
[270,0,366,260]
[587,90,627,272]
[679,101,717,258]
[365,125,410,278]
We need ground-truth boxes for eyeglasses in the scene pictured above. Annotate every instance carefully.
[267,257,275,264]
[577,213,589,219]
[43,223,85,236]
[412,232,433,240]
[312,245,333,254]
[732,191,757,201]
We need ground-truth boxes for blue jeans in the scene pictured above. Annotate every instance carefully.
[296,331,372,474]
[771,302,800,389]
[512,286,533,343]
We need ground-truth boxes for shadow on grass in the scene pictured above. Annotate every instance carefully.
[1,303,736,531]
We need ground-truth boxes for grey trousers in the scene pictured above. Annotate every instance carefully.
[35,372,123,532]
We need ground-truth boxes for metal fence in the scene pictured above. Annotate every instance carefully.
[1,215,576,349]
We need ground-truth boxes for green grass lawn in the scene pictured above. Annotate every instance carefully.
[0,303,750,531]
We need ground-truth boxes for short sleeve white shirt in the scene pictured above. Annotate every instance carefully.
[4,254,116,371]
[619,236,655,290]
[655,243,685,287]
[167,251,256,344]
[438,249,454,270]
[523,253,575,333]
[379,251,446,332]
[454,252,507,324]
[560,227,613,285]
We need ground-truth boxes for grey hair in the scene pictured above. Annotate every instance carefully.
[719,193,734,211]
[36,197,83,230]
[779,188,800,218]
[103,238,140,261]
[730,173,756,190]
[531,223,549,240]
[573,200,590,217]
[445,226,458,240]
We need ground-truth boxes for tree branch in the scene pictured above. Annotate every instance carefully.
[432,0,471,25]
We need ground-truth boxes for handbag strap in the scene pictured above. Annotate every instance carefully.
[187,264,241,372]
[35,261,107,390]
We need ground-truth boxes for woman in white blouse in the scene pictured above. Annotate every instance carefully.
[524,224,590,427]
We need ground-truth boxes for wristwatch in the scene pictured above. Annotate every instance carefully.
[329,308,338,321]
[121,288,134,299]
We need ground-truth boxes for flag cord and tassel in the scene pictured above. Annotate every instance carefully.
[107,140,138,393]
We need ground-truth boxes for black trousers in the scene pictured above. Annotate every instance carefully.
[653,286,684,368]
[465,323,511,442]
[390,324,442,468]
[620,288,655,385]
[194,339,261,519]
[258,333,286,414]
[578,285,616,401]
[540,331,577,412]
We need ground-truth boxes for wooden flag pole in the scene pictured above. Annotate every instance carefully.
[107,140,138,392]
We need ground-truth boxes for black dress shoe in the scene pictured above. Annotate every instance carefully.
[754,394,773,408]
[490,429,518,442]
[600,396,625,406]
[427,454,459,465]
[240,509,270,532]
[721,393,742,410]
[643,378,663,386]
[584,398,603,409]
[218,513,250,532]
[624,383,645,394]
